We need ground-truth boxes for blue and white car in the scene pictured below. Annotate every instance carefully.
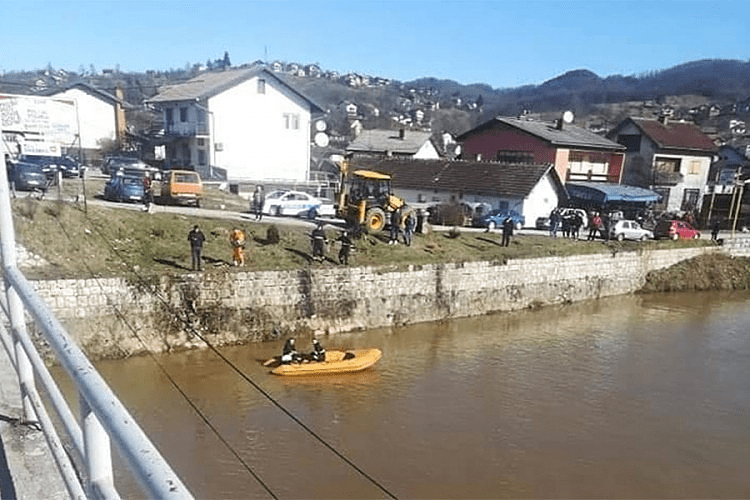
[473,209,526,230]
[263,190,328,218]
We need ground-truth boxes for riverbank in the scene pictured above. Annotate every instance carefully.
[640,253,750,292]
[26,238,750,361]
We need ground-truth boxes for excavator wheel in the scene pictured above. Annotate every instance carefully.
[365,207,386,232]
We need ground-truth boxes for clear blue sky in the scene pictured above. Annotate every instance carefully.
[1,0,748,89]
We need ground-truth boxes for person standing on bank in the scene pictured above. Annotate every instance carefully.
[229,227,246,266]
[142,171,153,212]
[188,225,205,271]
[403,211,416,246]
[501,215,514,247]
[389,207,401,245]
[338,229,352,265]
[252,185,265,221]
[311,222,327,262]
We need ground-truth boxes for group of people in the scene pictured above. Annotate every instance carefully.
[186,224,247,271]
[388,206,417,246]
[548,208,585,239]
[281,338,326,364]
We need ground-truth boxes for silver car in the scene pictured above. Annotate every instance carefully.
[609,219,653,241]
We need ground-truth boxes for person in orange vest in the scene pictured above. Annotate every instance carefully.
[229,227,246,266]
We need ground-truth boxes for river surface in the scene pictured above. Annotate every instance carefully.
[72,291,750,499]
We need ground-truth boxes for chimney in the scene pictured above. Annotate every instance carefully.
[556,118,564,130]
[658,114,669,126]
[399,128,405,140]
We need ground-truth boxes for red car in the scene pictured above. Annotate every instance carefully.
[654,219,701,240]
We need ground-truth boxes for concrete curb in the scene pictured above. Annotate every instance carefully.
[0,344,69,499]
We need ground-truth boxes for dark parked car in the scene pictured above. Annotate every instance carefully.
[102,156,149,176]
[7,160,50,192]
[18,155,82,178]
[473,209,525,230]
[103,173,145,203]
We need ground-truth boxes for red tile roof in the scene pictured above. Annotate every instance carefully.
[629,117,716,152]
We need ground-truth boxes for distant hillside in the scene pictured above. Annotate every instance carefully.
[3,58,750,144]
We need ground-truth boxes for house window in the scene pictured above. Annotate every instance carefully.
[165,108,173,125]
[198,149,206,166]
[496,150,534,164]
[257,79,266,94]
[617,134,641,152]
[568,151,609,178]
[688,160,701,175]
[681,189,700,212]
[181,143,190,163]
[655,156,681,173]
[180,107,188,122]
[197,138,205,147]
[283,113,300,130]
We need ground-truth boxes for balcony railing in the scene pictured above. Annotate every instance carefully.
[653,170,684,186]
[164,122,210,137]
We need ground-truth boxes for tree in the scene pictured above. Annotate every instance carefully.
[223,51,231,69]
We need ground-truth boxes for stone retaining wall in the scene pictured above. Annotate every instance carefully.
[28,241,748,359]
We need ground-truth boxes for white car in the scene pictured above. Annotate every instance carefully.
[262,190,325,218]
[609,219,653,241]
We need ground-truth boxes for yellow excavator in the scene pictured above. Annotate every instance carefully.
[335,159,414,233]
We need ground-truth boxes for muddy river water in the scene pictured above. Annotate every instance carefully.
[76,290,750,499]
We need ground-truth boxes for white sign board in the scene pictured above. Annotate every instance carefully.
[0,94,78,146]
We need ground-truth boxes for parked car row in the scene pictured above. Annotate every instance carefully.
[103,168,203,207]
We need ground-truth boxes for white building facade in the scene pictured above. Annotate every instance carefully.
[147,67,322,182]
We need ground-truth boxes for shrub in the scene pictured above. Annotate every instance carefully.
[266,225,280,244]
[447,226,461,239]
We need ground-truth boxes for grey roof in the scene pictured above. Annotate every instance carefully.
[459,116,625,151]
[353,158,561,199]
[347,129,434,155]
[146,67,323,112]
[47,82,133,108]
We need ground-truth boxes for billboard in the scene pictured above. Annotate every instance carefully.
[0,94,78,147]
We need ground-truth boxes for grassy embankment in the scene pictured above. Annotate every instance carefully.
[9,175,717,281]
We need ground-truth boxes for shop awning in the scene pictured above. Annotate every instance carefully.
[566,182,662,205]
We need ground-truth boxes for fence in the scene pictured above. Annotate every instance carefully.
[0,156,192,499]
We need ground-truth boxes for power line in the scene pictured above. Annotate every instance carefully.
[65,207,399,500]
[51,212,278,499]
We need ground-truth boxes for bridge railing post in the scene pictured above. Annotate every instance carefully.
[81,396,119,500]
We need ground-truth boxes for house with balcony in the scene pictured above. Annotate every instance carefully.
[456,116,626,185]
[146,67,323,181]
[607,117,717,213]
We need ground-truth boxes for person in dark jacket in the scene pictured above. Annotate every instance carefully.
[310,338,326,362]
[338,229,352,265]
[311,223,327,262]
[501,216,514,247]
[281,338,299,364]
[389,207,401,245]
[187,225,205,271]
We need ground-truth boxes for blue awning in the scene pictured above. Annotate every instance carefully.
[566,182,662,205]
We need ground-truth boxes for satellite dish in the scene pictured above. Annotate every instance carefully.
[562,110,575,124]
[315,120,327,132]
[314,132,329,147]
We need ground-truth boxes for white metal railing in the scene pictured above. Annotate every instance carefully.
[1,156,193,499]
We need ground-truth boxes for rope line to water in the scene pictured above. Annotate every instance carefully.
[74,210,399,500]
[52,214,279,499]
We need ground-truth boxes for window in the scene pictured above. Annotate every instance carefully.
[197,138,205,147]
[283,113,300,130]
[681,189,700,211]
[257,79,266,94]
[496,151,534,164]
[655,156,681,173]
[198,149,206,166]
[568,151,609,179]
[180,107,188,122]
[688,160,701,175]
[165,108,173,125]
[617,134,641,152]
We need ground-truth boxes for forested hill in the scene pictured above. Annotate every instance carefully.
[2,57,750,139]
